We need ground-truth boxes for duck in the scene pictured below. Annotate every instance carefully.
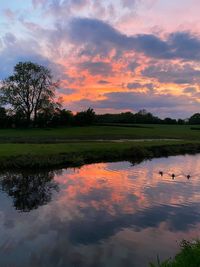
[171,173,175,179]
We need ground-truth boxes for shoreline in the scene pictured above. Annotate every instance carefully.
[0,141,200,170]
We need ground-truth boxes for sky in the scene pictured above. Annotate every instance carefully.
[0,0,200,118]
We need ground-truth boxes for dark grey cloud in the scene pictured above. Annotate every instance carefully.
[127,82,155,90]
[142,64,200,84]
[67,203,200,245]
[127,61,139,72]
[58,87,76,95]
[168,32,200,61]
[79,61,113,76]
[98,80,110,84]
[183,87,197,94]
[72,91,200,118]
[68,17,200,60]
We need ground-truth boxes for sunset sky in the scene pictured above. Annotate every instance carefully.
[1,0,200,118]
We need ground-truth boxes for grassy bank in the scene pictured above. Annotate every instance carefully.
[0,140,200,169]
[150,240,200,267]
[0,125,199,169]
[0,125,199,143]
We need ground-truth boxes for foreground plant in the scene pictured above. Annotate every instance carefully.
[150,240,200,267]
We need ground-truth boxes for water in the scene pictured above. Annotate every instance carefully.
[0,154,200,267]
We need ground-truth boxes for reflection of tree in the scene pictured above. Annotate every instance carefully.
[0,170,59,212]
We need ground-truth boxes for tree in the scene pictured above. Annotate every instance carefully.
[0,61,60,126]
[51,108,74,126]
[0,107,8,128]
[163,117,177,124]
[75,108,96,125]
[189,113,200,124]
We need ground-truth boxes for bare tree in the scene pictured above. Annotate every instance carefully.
[0,61,60,125]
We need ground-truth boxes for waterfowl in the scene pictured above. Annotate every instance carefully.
[171,173,175,179]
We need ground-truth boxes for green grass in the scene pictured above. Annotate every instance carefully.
[0,125,199,143]
[0,140,189,156]
[150,240,200,267]
[0,125,199,169]
[0,140,199,169]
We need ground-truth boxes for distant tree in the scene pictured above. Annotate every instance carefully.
[0,107,8,128]
[177,119,185,125]
[51,109,74,126]
[134,110,161,124]
[189,113,200,124]
[75,108,96,125]
[35,104,56,127]
[137,109,148,116]
[0,61,60,126]
[163,117,177,124]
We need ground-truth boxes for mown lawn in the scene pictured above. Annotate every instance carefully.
[0,140,199,169]
[0,125,199,143]
[0,125,199,168]
[0,140,191,156]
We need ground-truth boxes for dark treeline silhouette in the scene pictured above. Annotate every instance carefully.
[0,106,96,128]
[0,106,199,127]
[96,110,196,125]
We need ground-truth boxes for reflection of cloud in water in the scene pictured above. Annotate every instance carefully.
[0,154,200,266]
[67,203,200,245]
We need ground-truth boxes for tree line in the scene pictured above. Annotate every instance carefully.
[0,61,200,128]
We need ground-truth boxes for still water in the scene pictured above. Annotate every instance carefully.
[0,154,200,267]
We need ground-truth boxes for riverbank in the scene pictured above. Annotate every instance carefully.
[1,140,200,169]
[150,240,200,267]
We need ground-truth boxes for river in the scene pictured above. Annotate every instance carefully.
[0,154,200,267]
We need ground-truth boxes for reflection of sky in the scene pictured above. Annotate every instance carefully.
[1,1,200,117]
[0,154,200,266]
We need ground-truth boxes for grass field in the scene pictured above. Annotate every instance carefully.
[0,124,199,143]
[0,125,200,169]
[0,140,199,169]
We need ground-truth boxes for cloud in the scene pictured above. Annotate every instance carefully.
[3,33,16,46]
[127,82,155,90]
[58,87,76,95]
[127,61,139,72]
[68,17,200,60]
[34,0,90,18]
[142,63,200,84]
[121,0,138,8]
[32,0,48,8]
[183,87,197,94]
[3,8,16,20]
[98,80,110,84]
[0,35,67,80]
[72,91,200,118]
[79,61,113,76]
[67,202,200,244]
